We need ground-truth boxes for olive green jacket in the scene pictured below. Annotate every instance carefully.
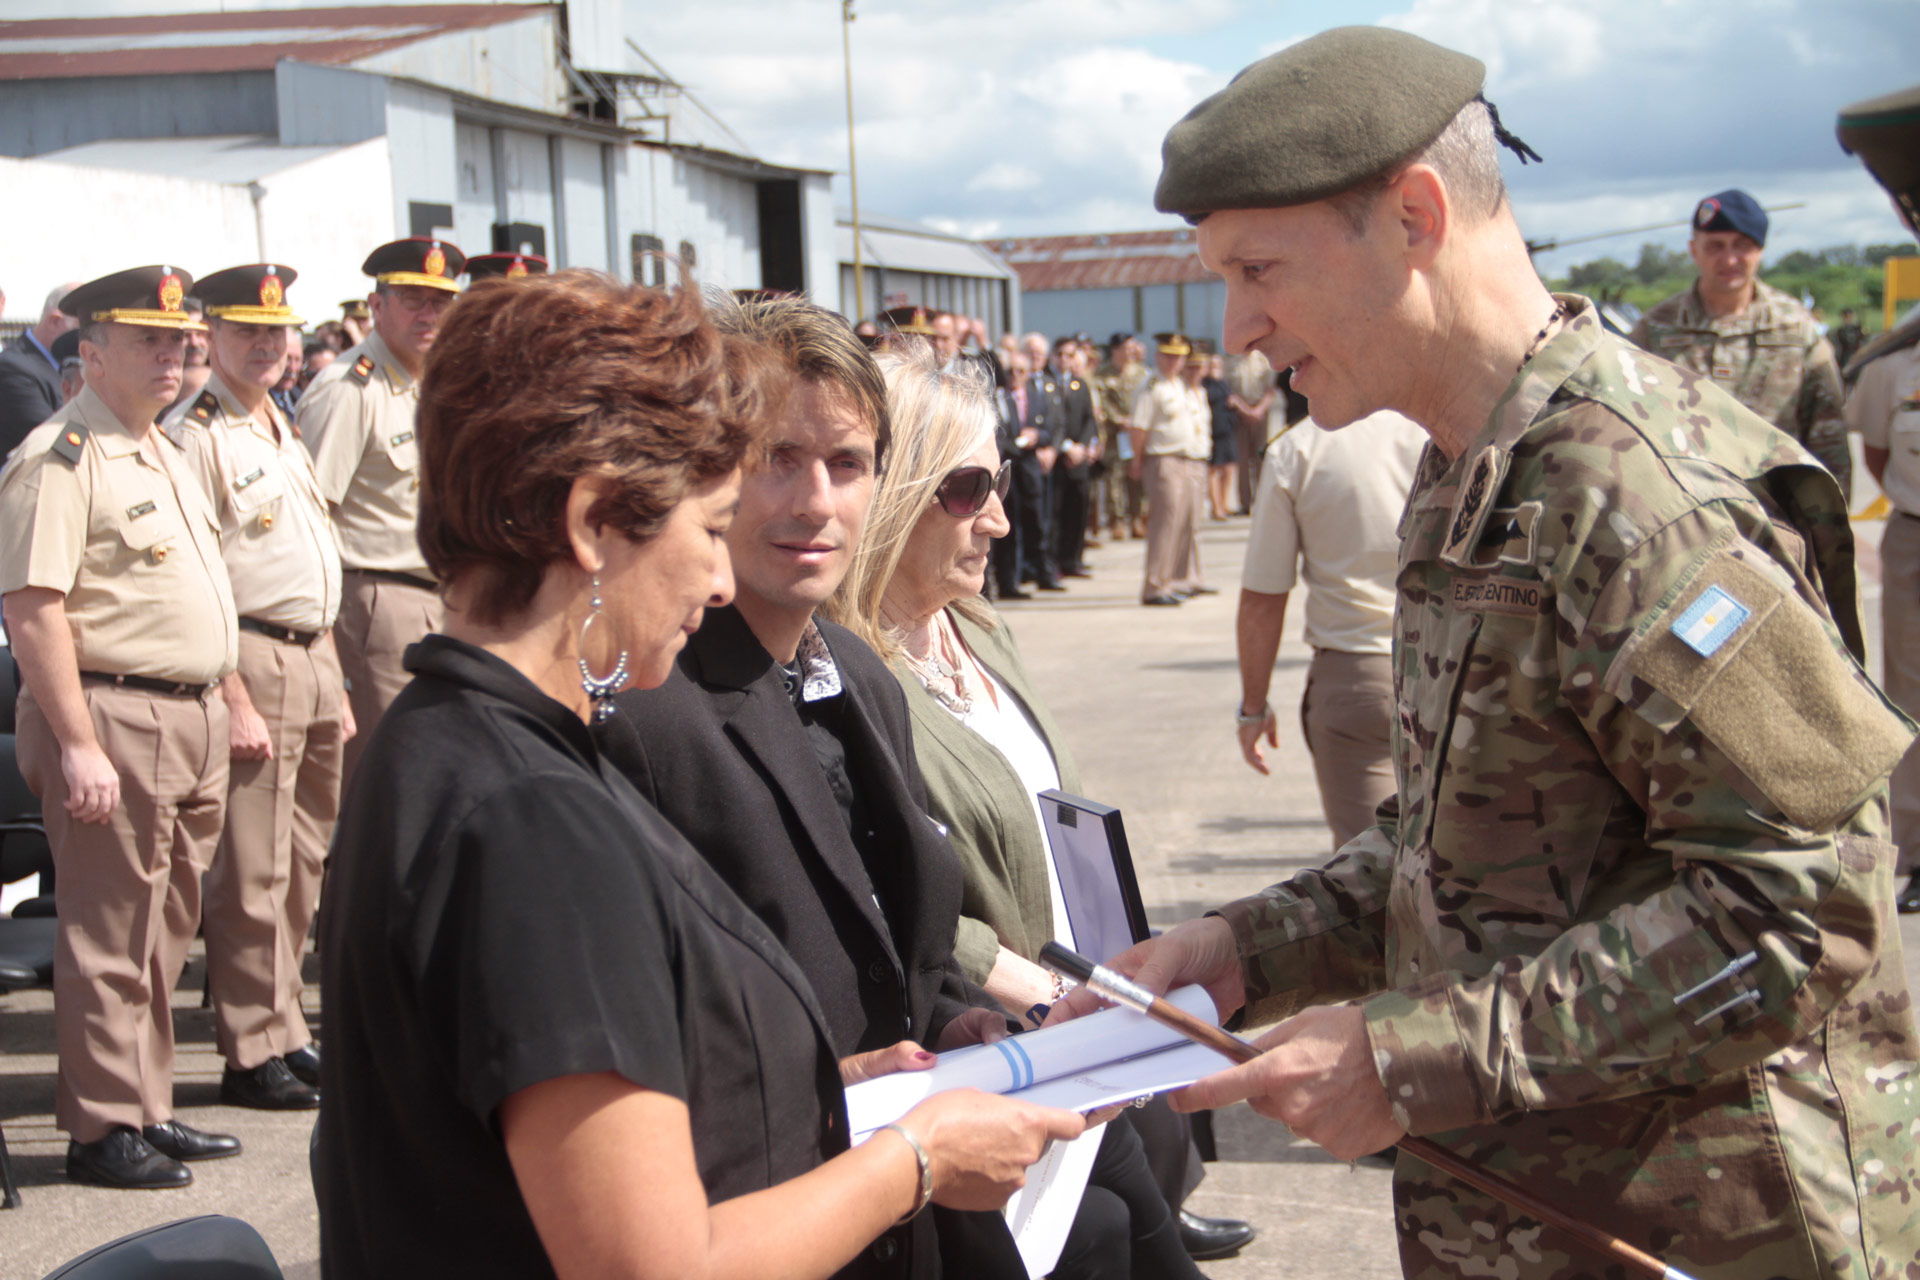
[889,607,1081,985]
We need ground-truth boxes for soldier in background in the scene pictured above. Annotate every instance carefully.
[1832,306,1866,371]
[1093,332,1148,540]
[168,264,347,1112]
[1130,333,1211,606]
[0,266,240,1189]
[299,238,462,779]
[1058,27,1920,1278]
[1840,84,1920,914]
[1630,190,1852,498]
[1224,349,1276,512]
[338,298,371,346]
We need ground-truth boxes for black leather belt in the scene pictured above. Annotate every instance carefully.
[239,617,321,646]
[345,568,436,591]
[81,672,219,699]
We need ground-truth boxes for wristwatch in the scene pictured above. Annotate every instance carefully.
[1234,702,1272,728]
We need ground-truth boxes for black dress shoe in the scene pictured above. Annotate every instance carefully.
[1142,594,1183,607]
[67,1127,192,1190]
[284,1043,321,1086]
[1899,872,1920,914]
[142,1119,242,1162]
[1062,566,1092,577]
[999,587,1033,601]
[1178,1209,1255,1260]
[222,1057,320,1110]
[1035,578,1067,591]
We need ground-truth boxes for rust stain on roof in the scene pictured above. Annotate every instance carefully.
[984,230,1219,293]
[0,4,550,80]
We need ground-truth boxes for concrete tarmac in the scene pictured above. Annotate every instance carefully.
[0,511,1911,1279]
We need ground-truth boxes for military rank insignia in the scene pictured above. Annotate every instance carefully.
[1672,585,1750,657]
[347,355,375,385]
[51,426,88,463]
[189,390,217,424]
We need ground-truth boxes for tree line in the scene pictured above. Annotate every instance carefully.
[1547,242,1919,329]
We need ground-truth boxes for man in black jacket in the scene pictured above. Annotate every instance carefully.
[0,281,79,456]
[1048,337,1099,577]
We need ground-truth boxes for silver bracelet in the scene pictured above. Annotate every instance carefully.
[879,1122,933,1223]
[1234,702,1272,728]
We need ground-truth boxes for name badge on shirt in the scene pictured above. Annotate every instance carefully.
[389,431,414,447]
[1452,576,1547,617]
[233,467,265,491]
[125,500,156,520]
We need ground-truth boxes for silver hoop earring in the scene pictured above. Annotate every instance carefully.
[577,573,629,722]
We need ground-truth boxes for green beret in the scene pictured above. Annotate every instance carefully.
[1156,26,1489,219]
[1838,82,1920,228]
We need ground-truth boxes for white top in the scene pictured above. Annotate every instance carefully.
[1242,410,1427,655]
[1847,336,1920,517]
[959,667,1074,951]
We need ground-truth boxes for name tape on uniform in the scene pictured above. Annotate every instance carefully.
[1452,577,1546,616]
[1672,584,1751,657]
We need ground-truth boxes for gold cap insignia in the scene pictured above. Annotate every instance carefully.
[423,245,447,278]
[260,273,284,309]
[158,273,184,313]
[505,259,529,278]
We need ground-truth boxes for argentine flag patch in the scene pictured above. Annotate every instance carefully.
[1673,585,1751,657]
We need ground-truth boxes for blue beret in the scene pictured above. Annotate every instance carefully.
[1692,189,1768,247]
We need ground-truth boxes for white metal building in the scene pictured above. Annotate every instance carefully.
[0,2,839,321]
[839,211,1021,339]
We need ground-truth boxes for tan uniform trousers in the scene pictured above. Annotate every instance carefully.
[336,571,442,781]
[17,682,229,1141]
[1882,513,1920,874]
[1143,454,1206,599]
[204,629,345,1068]
[1299,649,1397,852]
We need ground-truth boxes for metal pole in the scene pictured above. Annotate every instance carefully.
[842,0,865,319]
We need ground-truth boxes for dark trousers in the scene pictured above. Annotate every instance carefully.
[1055,1116,1205,1280]
[1053,464,1092,573]
[996,454,1054,589]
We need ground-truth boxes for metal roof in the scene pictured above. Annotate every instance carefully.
[0,4,551,81]
[983,229,1217,292]
[838,213,1015,281]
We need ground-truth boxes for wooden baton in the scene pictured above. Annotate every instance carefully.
[1037,941,1697,1280]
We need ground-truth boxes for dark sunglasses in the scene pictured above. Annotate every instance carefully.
[934,461,1012,517]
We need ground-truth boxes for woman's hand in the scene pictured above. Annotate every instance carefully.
[839,1040,935,1086]
[933,1006,1011,1051]
[897,1089,1086,1212]
[984,946,1056,1027]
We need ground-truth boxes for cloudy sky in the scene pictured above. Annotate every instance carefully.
[630,0,1920,275]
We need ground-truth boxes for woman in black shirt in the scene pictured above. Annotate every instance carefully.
[317,271,1082,1280]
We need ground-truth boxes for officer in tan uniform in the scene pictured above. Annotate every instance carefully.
[0,265,240,1189]
[298,237,462,778]
[168,264,346,1111]
[1129,333,1212,605]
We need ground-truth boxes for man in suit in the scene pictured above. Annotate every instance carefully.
[597,296,1021,1280]
[0,282,80,455]
[1049,337,1099,577]
[992,349,1061,597]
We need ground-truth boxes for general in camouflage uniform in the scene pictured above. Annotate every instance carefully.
[1060,27,1920,1280]
[1629,191,1852,500]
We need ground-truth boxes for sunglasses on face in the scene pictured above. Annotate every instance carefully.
[934,460,1012,517]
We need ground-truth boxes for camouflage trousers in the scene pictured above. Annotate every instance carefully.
[1100,423,1143,529]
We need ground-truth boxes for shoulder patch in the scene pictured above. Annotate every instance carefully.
[49,424,88,464]
[347,355,375,386]
[186,389,218,426]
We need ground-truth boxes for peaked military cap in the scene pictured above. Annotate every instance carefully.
[61,265,207,331]
[51,330,81,368]
[1155,26,1538,219]
[878,305,937,336]
[465,252,550,281]
[197,263,305,325]
[1839,82,1920,229]
[362,238,464,292]
[340,298,371,320]
[1154,332,1191,357]
[1692,189,1768,246]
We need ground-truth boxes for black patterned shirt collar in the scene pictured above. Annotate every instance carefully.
[779,619,844,704]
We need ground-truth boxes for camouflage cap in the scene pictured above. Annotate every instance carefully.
[1155,26,1532,220]
[1838,82,1920,231]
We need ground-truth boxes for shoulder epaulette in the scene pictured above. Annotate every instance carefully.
[346,355,375,386]
[186,389,219,427]
[49,424,88,465]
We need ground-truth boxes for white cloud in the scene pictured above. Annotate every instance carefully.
[967,162,1043,193]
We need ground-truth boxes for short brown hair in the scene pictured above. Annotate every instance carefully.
[417,270,777,625]
[710,293,891,471]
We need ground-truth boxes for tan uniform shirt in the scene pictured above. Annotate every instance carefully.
[1130,374,1210,459]
[1243,411,1426,655]
[297,329,428,575]
[1848,338,1920,517]
[168,372,342,633]
[0,385,237,683]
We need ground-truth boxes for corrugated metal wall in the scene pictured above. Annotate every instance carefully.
[0,72,277,157]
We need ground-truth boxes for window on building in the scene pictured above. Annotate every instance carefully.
[631,234,666,287]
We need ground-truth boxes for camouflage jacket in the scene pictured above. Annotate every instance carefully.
[1215,298,1920,1279]
[1091,360,1149,432]
[1630,278,1852,501]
